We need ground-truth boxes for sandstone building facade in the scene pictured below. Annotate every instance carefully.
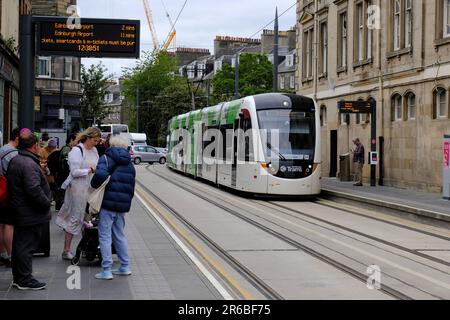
[296,0,450,192]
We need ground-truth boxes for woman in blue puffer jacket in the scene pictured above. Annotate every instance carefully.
[91,135,136,280]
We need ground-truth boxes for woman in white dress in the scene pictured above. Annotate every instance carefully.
[55,127,101,260]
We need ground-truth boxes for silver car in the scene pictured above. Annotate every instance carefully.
[129,145,166,165]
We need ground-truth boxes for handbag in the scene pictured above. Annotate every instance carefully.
[87,155,110,215]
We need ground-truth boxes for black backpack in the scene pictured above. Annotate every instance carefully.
[47,149,61,177]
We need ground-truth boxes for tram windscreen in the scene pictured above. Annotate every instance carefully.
[257,109,315,161]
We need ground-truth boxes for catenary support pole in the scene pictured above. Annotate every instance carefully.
[18,12,35,130]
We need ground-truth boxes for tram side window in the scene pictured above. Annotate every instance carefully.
[243,118,253,162]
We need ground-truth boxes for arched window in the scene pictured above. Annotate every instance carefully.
[391,94,403,121]
[356,98,364,124]
[320,105,327,127]
[339,100,349,126]
[433,88,447,119]
[405,92,416,120]
[364,97,375,124]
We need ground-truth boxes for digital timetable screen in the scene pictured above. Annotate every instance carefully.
[36,17,140,58]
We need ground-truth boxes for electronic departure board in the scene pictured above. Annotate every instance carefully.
[35,17,140,58]
[338,101,374,114]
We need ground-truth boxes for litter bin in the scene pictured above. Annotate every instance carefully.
[339,153,351,181]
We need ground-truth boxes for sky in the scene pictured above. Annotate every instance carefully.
[77,0,297,78]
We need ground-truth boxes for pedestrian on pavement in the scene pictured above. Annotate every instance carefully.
[0,128,20,268]
[50,133,77,211]
[39,138,58,200]
[40,132,49,148]
[352,138,365,186]
[7,129,51,290]
[55,127,101,260]
[91,135,135,280]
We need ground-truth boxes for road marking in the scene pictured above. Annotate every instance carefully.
[136,188,254,300]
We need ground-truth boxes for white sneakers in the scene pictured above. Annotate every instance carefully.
[62,251,74,260]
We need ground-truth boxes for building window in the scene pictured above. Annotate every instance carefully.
[434,88,447,119]
[405,92,416,120]
[319,21,328,74]
[357,3,364,61]
[338,12,348,69]
[392,94,403,121]
[405,0,412,47]
[303,28,314,78]
[290,75,295,89]
[354,1,373,63]
[394,0,401,50]
[280,76,285,89]
[445,0,450,38]
[320,106,327,127]
[286,54,294,67]
[37,56,51,78]
[64,57,73,80]
[367,1,373,59]
[12,88,18,130]
[391,0,413,51]
[340,113,350,126]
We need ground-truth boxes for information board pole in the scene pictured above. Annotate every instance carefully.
[18,8,35,130]
[370,101,377,187]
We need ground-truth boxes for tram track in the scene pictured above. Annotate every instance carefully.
[142,165,420,300]
[152,165,450,271]
[262,201,450,269]
[135,179,283,300]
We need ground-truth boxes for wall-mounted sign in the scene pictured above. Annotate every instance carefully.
[35,17,140,58]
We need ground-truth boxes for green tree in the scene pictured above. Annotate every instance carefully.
[80,63,113,128]
[122,51,205,146]
[212,53,273,103]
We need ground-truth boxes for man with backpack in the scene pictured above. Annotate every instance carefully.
[0,128,20,268]
[7,128,51,290]
[48,134,77,211]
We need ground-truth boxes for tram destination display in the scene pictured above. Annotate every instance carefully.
[36,17,140,58]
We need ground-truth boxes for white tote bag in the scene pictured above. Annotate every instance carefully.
[87,155,110,215]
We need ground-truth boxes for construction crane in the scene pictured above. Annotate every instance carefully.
[142,0,160,51]
[161,0,176,51]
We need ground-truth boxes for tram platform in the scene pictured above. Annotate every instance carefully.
[321,177,450,223]
[0,199,222,300]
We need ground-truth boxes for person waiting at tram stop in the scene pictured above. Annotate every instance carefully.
[55,127,101,260]
[351,138,365,187]
[0,128,20,268]
[7,129,52,290]
[90,135,136,280]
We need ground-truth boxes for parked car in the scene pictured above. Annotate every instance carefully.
[129,145,166,165]
[155,147,167,155]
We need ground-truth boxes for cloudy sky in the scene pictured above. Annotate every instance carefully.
[77,0,297,78]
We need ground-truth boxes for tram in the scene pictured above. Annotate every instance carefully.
[167,93,321,196]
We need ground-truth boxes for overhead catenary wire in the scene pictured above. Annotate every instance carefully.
[162,0,188,47]
[247,1,297,39]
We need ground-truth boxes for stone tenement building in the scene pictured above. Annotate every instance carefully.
[0,0,28,145]
[297,0,450,192]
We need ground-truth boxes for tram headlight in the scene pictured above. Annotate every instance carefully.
[260,162,278,175]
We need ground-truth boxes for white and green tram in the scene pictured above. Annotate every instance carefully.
[167,93,321,196]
